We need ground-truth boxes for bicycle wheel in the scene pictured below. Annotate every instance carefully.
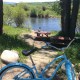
[65,62,76,80]
[0,63,35,80]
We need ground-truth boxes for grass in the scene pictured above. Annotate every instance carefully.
[0,25,32,62]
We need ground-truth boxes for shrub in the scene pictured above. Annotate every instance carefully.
[64,42,80,63]
[3,5,13,25]
[30,9,37,17]
[13,7,26,27]
[44,10,50,18]
[42,6,46,11]
[37,10,44,18]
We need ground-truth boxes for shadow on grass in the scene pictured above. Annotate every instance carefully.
[0,33,33,54]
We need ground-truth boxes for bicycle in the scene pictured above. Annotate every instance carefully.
[0,37,79,80]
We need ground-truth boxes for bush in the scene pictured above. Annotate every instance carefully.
[42,6,46,11]
[44,10,50,18]
[13,7,26,27]
[30,9,37,17]
[3,5,13,25]
[52,1,61,15]
[17,3,29,11]
[37,10,44,18]
[64,43,80,63]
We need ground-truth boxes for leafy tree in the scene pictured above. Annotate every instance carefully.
[13,7,26,27]
[44,10,50,18]
[3,5,13,25]
[37,10,44,18]
[42,6,46,11]
[17,3,29,11]
[52,1,61,14]
[30,9,37,17]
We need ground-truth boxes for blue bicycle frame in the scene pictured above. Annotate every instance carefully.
[27,54,73,80]
[0,54,74,80]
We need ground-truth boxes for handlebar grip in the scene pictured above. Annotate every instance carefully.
[74,37,80,39]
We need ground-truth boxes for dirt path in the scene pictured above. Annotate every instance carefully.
[19,31,58,75]
[19,31,79,79]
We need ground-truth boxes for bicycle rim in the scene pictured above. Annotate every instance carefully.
[0,65,34,80]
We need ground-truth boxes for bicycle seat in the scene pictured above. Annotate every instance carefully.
[22,47,37,56]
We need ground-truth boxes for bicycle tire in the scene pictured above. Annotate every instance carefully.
[0,63,35,80]
[65,62,76,80]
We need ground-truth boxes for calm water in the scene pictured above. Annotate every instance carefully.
[25,18,61,32]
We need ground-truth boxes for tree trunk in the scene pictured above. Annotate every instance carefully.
[69,0,80,39]
[60,0,65,33]
[0,0,3,35]
[60,0,71,37]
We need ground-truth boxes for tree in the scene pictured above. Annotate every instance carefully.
[42,6,46,11]
[52,1,61,15]
[3,5,13,25]
[60,0,71,37]
[30,9,37,17]
[60,0,79,38]
[69,0,80,38]
[13,7,26,27]
[0,0,3,35]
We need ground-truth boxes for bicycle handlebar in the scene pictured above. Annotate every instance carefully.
[74,37,80,39]
[43,37,80,51]
[22,37,80,56]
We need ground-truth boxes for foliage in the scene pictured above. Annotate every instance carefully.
[42,6,46,11]
[3,4,27,27]
[13,7,26,27]
[3,5,13,25]
[37,9,44,18]
[3,2,61,21]
[30,8,37,17]
[52,1,61,15]
[44,10,50,18]
[3,2,62,27]
[17,3,29,11]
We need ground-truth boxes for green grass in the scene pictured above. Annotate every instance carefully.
[3,25,30,36]
[0,25,32,62]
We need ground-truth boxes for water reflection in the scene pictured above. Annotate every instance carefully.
[25,18,61,32]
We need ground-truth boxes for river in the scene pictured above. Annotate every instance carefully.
[25,18,61,32]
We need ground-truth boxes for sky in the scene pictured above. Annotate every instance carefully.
[3,0,58,3]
